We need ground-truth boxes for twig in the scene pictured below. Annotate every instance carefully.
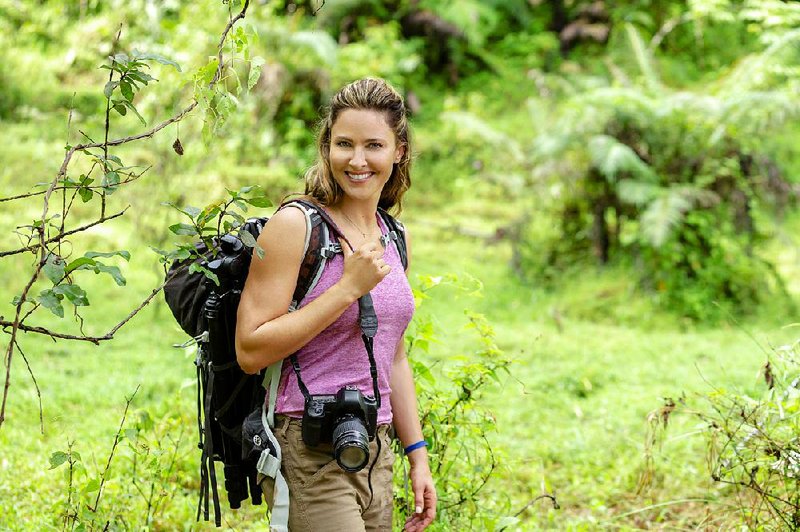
[88,385,139,513]
[0,278,172,344]
[15,340,44,434]
[0,208,128,258]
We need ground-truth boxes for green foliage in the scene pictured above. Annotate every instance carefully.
[512,22,800,320]
[644,332,800,528]
[395,274,515,529]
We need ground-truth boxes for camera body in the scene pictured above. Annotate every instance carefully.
[302,386,378,448]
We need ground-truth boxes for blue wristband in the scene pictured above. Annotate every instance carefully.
[404,440,428,455]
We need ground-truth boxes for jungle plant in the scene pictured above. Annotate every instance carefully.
[513,21,800,320]
[642,332,800,528]
[393,274,539,530]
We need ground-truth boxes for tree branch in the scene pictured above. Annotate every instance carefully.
[0,208,128,258]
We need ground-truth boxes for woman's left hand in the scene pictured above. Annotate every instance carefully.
[404,460,436,531]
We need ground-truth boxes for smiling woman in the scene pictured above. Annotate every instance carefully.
[235,78,435,531]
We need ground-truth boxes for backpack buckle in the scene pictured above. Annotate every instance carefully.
[320,243,342,258]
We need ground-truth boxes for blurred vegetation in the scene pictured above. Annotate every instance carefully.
[2,0,800,529]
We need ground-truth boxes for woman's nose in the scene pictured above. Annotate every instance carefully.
[349,147,366,167]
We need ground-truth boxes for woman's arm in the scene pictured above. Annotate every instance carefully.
[235,206,389,374]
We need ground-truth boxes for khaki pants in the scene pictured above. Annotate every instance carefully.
[260,416,395,531]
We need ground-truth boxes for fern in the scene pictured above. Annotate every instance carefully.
[588,134,657,184]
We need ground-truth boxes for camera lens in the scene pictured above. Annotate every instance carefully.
[332,416,370,472]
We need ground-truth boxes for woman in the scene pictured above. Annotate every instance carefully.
[236,78,436,531]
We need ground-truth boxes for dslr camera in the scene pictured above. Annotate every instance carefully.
[302,386,378,472]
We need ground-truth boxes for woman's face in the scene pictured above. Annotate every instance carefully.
[328,108,404,205]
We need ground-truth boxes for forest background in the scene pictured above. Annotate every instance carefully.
[1,0,800,530]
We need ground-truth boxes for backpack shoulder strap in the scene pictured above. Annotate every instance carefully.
[377,208,408,271]
[277,199,350,310]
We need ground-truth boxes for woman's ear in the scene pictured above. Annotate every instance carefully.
[395,144,406,164]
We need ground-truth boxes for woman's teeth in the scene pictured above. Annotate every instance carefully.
[348,172,372,182]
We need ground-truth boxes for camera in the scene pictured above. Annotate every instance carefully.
[302,386,378,472]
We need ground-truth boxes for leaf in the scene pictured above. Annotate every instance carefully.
[78,187,93,202]
[81,478,101,494]
[239,230,257,249]
[127,70,156,84]
[255,244,265,260]
[103,80,119,99]
[54,284,89,306]
[169,223,198,236]
[37,289,64,318]
[48,451,69,469]
[245,196,272,208]
[121,100,146,126]
[189,262,219,286]
[588,135,656,183]
[248,56,265,90]
[120,80,134,102]
[640,193,692,247]
[43,254,66,284]
[102,171,120,192]
[112,53,130,65]
[65,257,97,274]
[133,50,182,72]
[85,250,131,261]
[172,138,184,155]
[95,263,126,286]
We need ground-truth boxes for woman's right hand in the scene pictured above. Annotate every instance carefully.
[337,238,391,299]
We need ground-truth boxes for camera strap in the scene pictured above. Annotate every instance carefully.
[290,292,381,406]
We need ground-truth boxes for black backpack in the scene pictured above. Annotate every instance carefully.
[163,198,408,526]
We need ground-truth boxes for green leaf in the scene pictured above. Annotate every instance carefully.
[127,70,155,84]
[248,56,265,90]
[95,263,126,286]
[48,451,69,469]
[255,244,265,260]
[169,223,198,236]
[195,59,218,86]
[245,196,272,208]
[43,254,66,284]
[85,250,131,261]
[121,100,146,126]
[81,478,101,494]
[103,80,119,99]
[54,284,89,306]
[78,187,93,202]
[37,289,64,318]
[112,53,130,65]
[133,50,182,72]
[189,262,219,286]
[120,80,134,102]
[239,230,257,249]
[65,257,97,274]
[102,171,120,192]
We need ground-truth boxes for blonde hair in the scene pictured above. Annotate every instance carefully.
[303,78,411,213]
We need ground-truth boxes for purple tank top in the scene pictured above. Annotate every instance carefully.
[274,215,415,424]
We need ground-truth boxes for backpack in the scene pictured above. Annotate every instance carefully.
[163,198,408,527]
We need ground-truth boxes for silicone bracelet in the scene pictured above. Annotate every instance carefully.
[404,440,428,455]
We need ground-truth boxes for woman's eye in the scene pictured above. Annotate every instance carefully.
[368,142,383,149]
[336,141,351,148]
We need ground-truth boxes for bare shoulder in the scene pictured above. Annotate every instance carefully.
[259,204,308,244]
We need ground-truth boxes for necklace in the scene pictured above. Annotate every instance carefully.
[341,211,370,239]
